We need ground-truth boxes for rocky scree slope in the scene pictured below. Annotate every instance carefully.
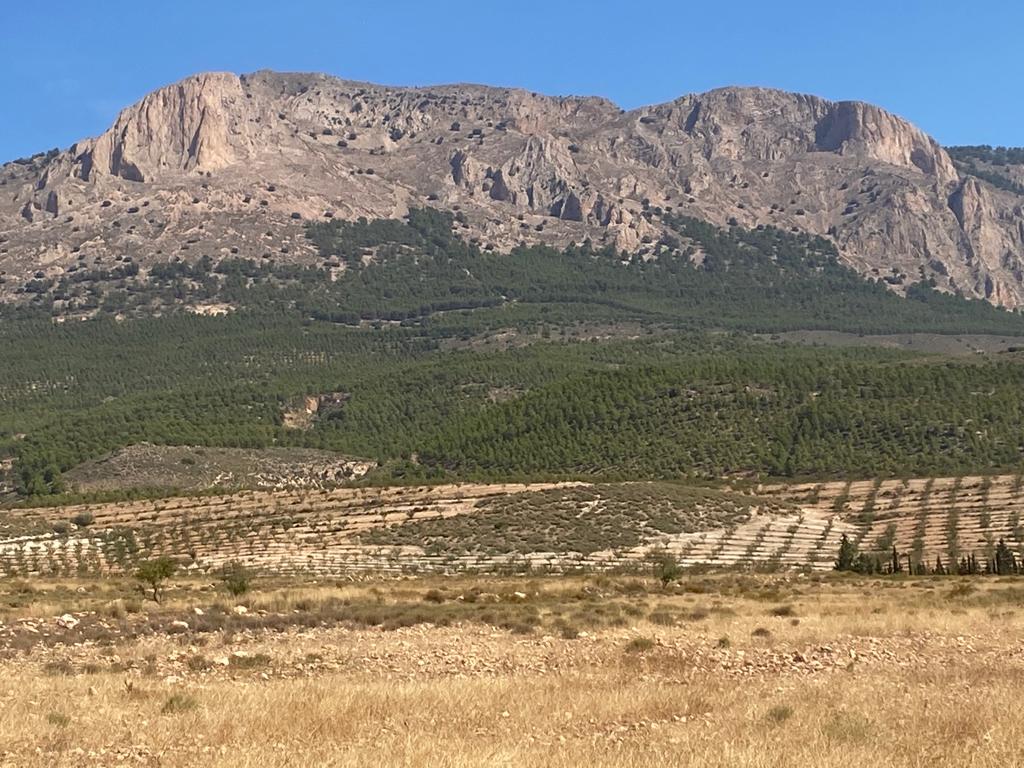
[2,70,1023,307]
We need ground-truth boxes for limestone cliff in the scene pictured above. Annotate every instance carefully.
[2,70,1022,308]
[74,72,254,182]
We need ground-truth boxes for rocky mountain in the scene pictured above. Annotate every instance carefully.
[2,70,1023,307]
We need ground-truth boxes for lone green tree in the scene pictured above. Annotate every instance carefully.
[652,551,683,587]
[136,557,176,603]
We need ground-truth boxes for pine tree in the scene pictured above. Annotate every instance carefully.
[995,538,1016,575]
[834,534,858,571]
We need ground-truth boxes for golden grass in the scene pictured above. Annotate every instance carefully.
[2,573,1024,766]
[4,658,1022,766]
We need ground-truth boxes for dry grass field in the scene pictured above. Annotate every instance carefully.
[2,572,1024,766]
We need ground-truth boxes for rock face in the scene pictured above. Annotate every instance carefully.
[2,70,1023,307]
[75,72,254,182]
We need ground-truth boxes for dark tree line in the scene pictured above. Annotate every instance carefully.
[834,534,1022,576]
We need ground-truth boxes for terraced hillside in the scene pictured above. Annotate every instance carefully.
[0,483,786,577]
[2,474,1018,577]
[758,474,1024,569]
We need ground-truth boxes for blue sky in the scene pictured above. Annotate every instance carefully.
[1,0,1020,162]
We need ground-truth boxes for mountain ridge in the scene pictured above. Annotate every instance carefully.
[2,70,1023,309]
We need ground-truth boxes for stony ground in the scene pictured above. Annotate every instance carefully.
[2,573,1024,766]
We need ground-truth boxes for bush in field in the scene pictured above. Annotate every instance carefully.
[220,561,252,596]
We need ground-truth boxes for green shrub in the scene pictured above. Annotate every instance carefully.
[229,653,271,669]
[220,561,251,597]
[652,553,683,587]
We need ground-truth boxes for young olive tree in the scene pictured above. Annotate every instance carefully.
[136,557,177,603]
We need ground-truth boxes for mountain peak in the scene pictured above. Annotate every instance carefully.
[1,69,1022,308]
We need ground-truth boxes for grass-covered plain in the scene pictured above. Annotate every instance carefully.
[2,572,1023,766]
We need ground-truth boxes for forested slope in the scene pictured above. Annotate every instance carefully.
[2,211,1024,500]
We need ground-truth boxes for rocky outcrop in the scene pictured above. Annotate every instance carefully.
[814,101,957,183]
[1,71,1023,308]
[948,178,1024,303]
[73,72,254,182]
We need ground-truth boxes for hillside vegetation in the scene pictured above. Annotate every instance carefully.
[2,213,1024,499]
[947,145,1024,195]
[12,208,1023,335]
[4,473,1023,579]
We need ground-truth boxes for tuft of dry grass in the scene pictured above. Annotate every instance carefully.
[624,636,657,654]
